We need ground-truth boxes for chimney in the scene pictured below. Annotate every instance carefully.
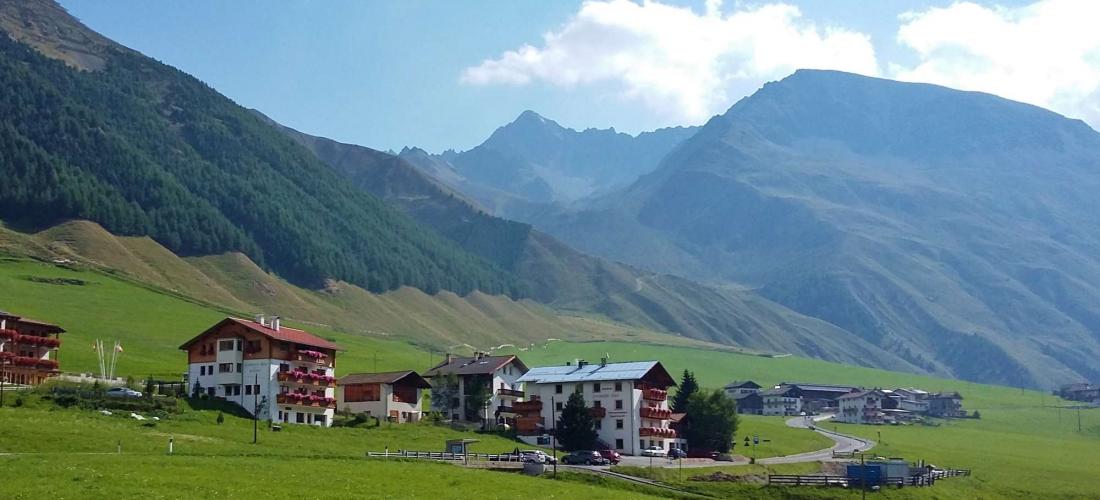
[600,357,607,366]
[445,352,453,364]
[254,314,266,327]
[271,316,281,331]
[565,361,571,366]
[578,359,588,368]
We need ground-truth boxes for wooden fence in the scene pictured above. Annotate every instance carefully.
[768,469,971,488]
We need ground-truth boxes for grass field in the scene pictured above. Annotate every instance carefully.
[2,258,1099,498]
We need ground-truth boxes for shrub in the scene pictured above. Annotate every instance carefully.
[216,412,225,425]
[13,397,23,407]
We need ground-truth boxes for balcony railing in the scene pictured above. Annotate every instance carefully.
[277,393,336,409]
[292,350,330,365]
[640,407,672,420]
[0,331,61,348]
[497,388,524,398]
[638,426,677,438]
[496,405,515,415]
[0,352,59,370]
[513,400,543,413]
[643,388,668,402]
[277,371,335,387]
[588,406,607,418]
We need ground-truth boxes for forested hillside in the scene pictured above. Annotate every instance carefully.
[0,3,522,297]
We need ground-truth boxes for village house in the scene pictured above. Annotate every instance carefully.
[837,389,887,424]
[779,382,860,413]
[724,380,763,414]
[1057,383,1100,404]
[337,371,431,423]
[760,385,803,416]
[515,359,684,456]
[927,392,966,418]
[0,310,63,386]
[423,352,528,426]
[180,315,341,427]
[723,380,762,398]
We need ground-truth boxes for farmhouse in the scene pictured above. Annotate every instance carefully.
[180,315,341,427]
[733,392,764,415]
[927,392,966,418]
[337,371,431,423]
[515,359,684,456]
[423,352,528,426]
[0,310,63,385]
[780,382,859,412]
[760,385,803,416]
[723,380,762,398]
[837,389,887,424]
[1057,383,1100,404]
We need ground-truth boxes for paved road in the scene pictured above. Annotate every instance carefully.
[758,415,875,464]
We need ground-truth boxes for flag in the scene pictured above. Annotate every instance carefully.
[115,344,124,353]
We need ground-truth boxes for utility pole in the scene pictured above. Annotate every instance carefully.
[551,396,557,478]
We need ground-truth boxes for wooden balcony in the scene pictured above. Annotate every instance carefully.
[291,350,331,365]
[640,406,672,420]
[276,393,336,409]
[277,371,335,387]
[638,426,677,438]
[513,400,543,413]
[643,388,668,402]
[497,388,524,398]
[496,405,516,415]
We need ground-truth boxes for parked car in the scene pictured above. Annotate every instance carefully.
[598,449,622,464]
[640,446,668,457]
[668,448,687,459]
[105,387,143,398]
[561,450,610,465]
[520,450,556,464]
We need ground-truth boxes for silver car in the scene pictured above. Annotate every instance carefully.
[105,387,143,398]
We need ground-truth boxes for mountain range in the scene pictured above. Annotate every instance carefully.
[510,70,1100,388]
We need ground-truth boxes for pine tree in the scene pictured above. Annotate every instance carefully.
[683,390,739,453]
[671,369,699,413]
[555,391,597,451]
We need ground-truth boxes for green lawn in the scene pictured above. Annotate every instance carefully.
[735,415,833,459]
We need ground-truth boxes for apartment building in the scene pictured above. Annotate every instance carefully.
[180,316,341,427]
[423,352,528,426]
[0,311,63,385]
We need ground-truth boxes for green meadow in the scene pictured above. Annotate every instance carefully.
[1,258,1098,498]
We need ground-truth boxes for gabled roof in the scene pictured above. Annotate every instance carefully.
[424,355,527,377]
[928,391,964,400]
[781,382,859,393]
[669,412,687,423]
[517,360,676,386]
[760,385,798,397]
[839,389,887,400]
[339,370,431,388]
[724,380,762,389]
[178,317,341,351]
[14,316,65,333]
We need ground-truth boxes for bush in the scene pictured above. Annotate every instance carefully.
[13,397,23,407]
[216,412,225,425]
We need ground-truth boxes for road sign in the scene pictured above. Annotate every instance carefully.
[753,434,759,444]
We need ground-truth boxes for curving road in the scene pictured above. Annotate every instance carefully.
[758,414,875,464]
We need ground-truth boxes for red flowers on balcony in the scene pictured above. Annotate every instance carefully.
[299,350,325,359]
[0,333,61,348]
[638,426,677,438]
[640,406,672,420]
[0,354,58,370]
[643,388,668,401]
[277,392,335,408]
[278,370,335,386]
[0,329,16,340]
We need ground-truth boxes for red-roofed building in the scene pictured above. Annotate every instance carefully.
[180,315,341,427]
[0,311,64,385]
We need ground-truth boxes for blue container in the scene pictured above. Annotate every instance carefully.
[847,464,884,486]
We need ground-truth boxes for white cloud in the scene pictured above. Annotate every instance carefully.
[891,0,1100,127]
[460,0,879,122]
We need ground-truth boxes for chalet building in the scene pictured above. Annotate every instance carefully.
[927,392,966,418]
[760,385,803,416]
[0,311,63,385]
[337,371,431,423]
[723,380,762,398]
[423,353,528,426]
[837,389,887,424]
[516,359,684,455]
[778,382,859,412]
[1056,383,1100,404]
[180,316,341,427]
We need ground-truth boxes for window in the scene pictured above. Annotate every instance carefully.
[593,383,601,393]
[218,363,233,373]
[574,384,582,394]
[245,385,252,395]
[616,419,624,429]
[640,440,645,450]
[555,402,564,411]
[199,366,206,376]
[594,400,602,408]
[219,339,236,352]
[232,385,241,396]
[279,363,290,372]
[555,384,563,394]
[253,384,260,394]
[296,413,305,423]
[615,382,623,392]
[615,400,623,410]
[615,439,624,449]
[344,383,381,402]
[278,411,283,420]
[207,387,215,396]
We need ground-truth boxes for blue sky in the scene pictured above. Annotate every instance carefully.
[61,0,1094,152]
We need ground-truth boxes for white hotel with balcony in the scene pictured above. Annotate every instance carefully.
[180,316,340,427]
